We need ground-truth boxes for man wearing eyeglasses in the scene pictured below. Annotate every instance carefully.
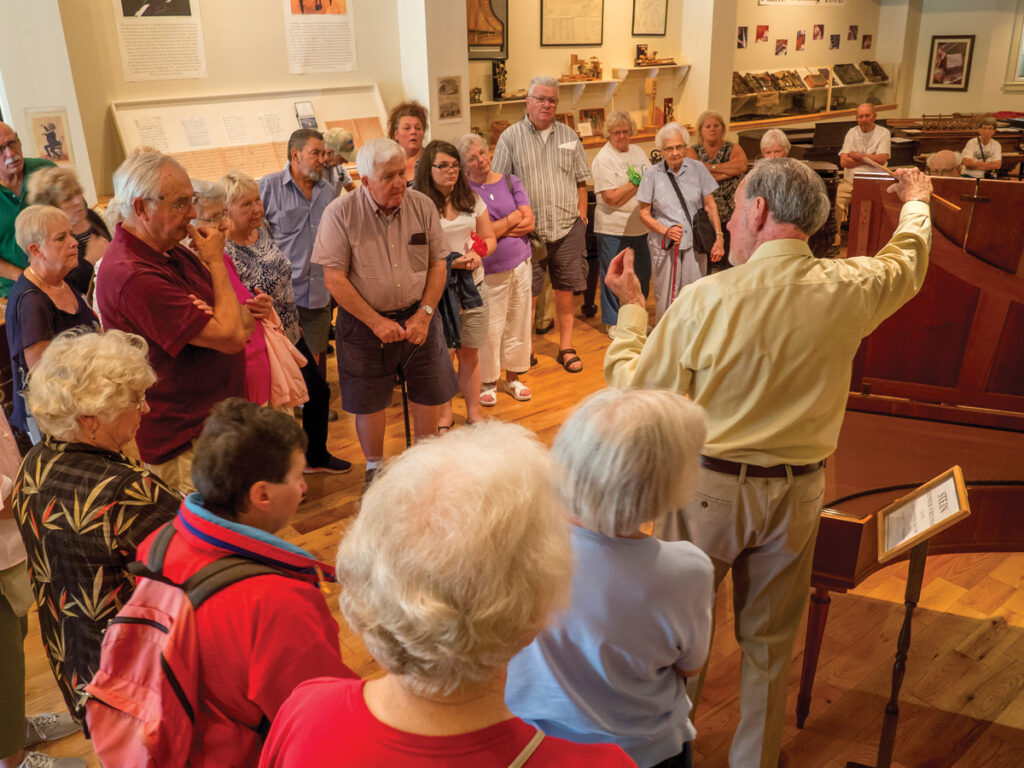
[96,151,248,494]
[492,76,591,375]
[0,122,56,298]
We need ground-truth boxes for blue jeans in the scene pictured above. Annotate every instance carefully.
[598,234,651,325]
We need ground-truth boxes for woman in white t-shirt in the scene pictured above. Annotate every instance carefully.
[414,141,496,431]
[961,117,1002,179]
[591,112,652,334]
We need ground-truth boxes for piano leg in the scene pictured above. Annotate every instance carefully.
[797,586,832,728]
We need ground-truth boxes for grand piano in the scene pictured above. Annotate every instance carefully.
[796,173,1024,727]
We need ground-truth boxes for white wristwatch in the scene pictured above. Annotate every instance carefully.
[420,304,434,316]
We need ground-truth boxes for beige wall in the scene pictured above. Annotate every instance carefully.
[58,0,404,196]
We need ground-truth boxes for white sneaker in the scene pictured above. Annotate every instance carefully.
[19,752,86,768]
[25,713,80,748]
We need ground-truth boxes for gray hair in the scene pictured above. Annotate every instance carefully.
[760,129,791,154]
[979,116,998,128]
[655,121,690,151]
[528,75,559,97]
[456,132,488,161]
[112,151,184,220]
[696,110,727,136]
[26,166,83,207]
[356,138,405,181]
[191,178,225,206]
[604,110,635,137]
[219,170,260,207]
[742,158,830,235]
[27,328,155,442]
[337,421,572,697]
[14,205,71,254]
[286,128,323,163]
[103,198,125,231]
[553,389,707,536]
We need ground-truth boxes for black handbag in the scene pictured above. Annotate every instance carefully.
[665,161,717,254]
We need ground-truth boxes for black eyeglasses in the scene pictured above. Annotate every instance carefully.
[432,162,460,172]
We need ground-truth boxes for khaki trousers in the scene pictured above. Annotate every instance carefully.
[834,179,854,243]
[146,443,196,496]
[657,465,826,768]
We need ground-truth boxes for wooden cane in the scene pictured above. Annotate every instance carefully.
[859,156,962,212]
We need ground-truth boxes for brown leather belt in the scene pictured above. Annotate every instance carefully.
[700,455,824,478]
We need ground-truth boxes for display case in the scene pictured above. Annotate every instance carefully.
[730,62,901,129]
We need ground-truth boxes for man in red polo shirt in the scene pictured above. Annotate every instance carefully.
[97,151,248,493]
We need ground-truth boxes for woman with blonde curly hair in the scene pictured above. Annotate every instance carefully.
[12,328,180,723]
[387,100,429,185]
[260,422,634,767]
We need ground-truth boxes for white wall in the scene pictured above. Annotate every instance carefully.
[907,0,1024,116]
[0,0,96,201]
[58,0,405,195]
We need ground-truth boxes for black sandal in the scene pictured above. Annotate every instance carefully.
[437,421,453,435]
[556,348,583,374]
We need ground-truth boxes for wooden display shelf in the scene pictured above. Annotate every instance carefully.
[731,103,898,131]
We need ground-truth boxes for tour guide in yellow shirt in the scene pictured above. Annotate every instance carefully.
[604,159,933,768]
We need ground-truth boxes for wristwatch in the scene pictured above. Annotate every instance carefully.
[420,304,434,316]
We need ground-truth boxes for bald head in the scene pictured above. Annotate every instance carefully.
[856,103,877,133]
[0,122,25,190]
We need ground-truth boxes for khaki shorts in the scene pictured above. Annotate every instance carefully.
[531,218,588,295]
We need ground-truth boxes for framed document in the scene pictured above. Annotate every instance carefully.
[541,0,603,47]
[632,0,667,37]
[926,35,975,92]
[877,466,970,564]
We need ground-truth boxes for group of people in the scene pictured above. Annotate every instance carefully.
[0,72,940,768]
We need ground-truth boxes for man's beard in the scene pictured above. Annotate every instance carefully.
[306,168,323,183]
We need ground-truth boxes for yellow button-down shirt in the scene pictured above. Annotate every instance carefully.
[605,200,931,466]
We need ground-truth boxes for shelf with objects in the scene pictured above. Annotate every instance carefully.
[468,54,691,151]
[730,62,900,131]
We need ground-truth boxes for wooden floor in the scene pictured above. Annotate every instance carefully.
[24,297,1024,767]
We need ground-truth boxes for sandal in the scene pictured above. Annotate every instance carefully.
[530,353,538,367]
[556,348,583,374]
[437,421,453,435]
[480,386,498,407]
[502,379,532,402]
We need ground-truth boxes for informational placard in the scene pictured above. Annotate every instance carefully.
[282,0,356,75]
[877,466,970,563]
[632,0,667,36]
[112,0,207,82]
[541,0,604,46]
[111,84,387,182]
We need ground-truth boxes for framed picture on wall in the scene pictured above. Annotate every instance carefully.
[541,0,603,46]
[632,0,667,36]
[926,35,975,91]
[468,0,507,60]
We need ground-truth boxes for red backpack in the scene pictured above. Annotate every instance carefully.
[84,523,285,767]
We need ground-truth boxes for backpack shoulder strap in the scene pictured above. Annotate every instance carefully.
[125,522,177,579]
[182,556,287,610]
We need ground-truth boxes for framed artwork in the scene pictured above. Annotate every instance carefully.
[541,0,603,46]
[926,35,975,91]
[579,107,604,135]
[468,0,507,61]
[632,0,667,36]
[436,76,463,122]
[555,112,576,130]
[26,107,74,165]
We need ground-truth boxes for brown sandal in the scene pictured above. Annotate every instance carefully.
[556,348,583,374]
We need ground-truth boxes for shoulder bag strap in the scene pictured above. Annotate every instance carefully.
[507,729,546,768]
[664,160,695,230]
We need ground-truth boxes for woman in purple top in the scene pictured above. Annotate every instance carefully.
[457,133,535,405]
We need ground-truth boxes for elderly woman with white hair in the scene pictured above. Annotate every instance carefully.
[322,127,357,194]
[191,178,272,406]
[591,111,652,334]
[259,422,634,767]
[27,166,111,296]
[5,205,98,440]
[637,122,723,322]
[506,389,714,768]
[759,129,791,159]
[457,132,535,405]
[12,328,180,722]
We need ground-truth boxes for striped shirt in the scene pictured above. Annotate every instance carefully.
[491,117,589,242]
[311,185,447,312]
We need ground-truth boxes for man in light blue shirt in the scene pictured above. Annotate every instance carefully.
[260,129,336,357]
